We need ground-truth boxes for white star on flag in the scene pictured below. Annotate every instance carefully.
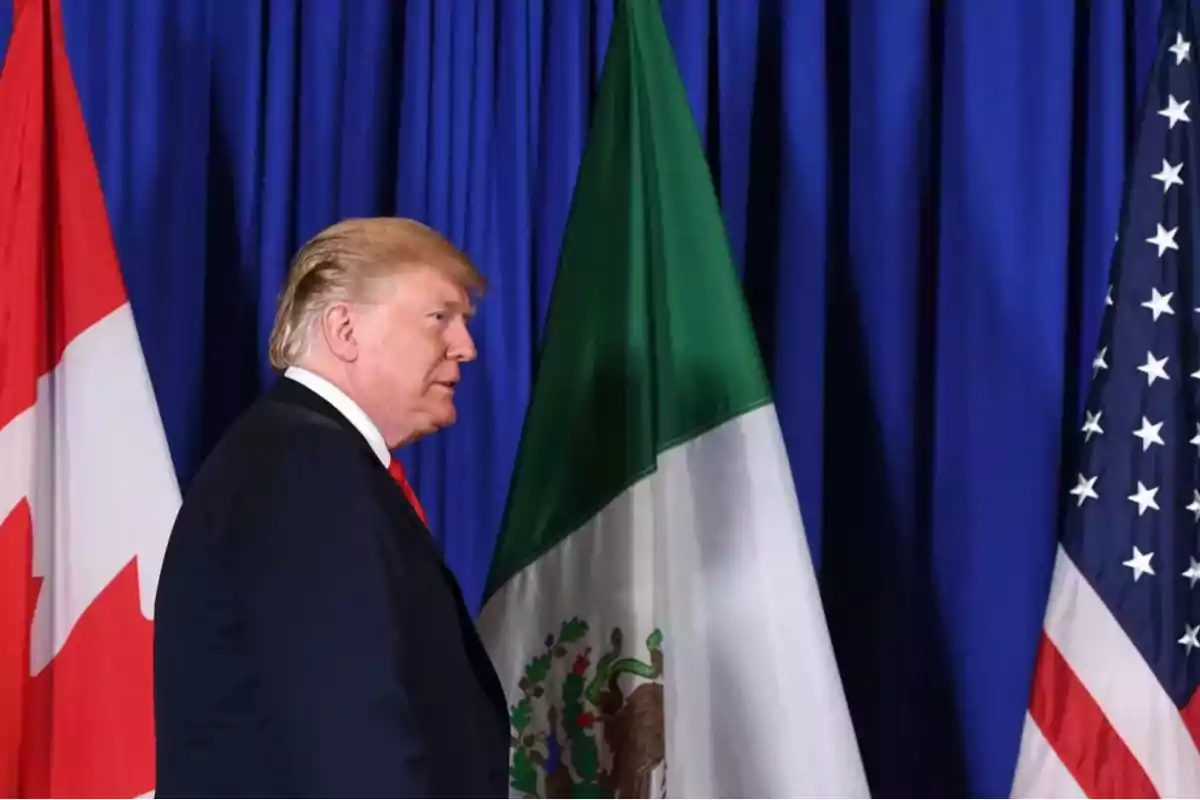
[1159,94,1191,128]
[1142,287,1175,319]
[1170,31,1192,65]
[1081,410,1103,441]
[1148,223,1180,256]
[1124,546,1156,580]
[1185,557,1200,588]
[1180,624,1200,655]
[1188,490,1200,522]
[1138,351,1170,385]
[1153,158,1184,193]
[1070,474,1099,506]
[1128,482,1160,516]
[1133,417,1165,450]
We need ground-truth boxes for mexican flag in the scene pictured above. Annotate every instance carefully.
[475,1,869,797]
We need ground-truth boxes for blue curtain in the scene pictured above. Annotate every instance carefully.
[0,0,1171,796]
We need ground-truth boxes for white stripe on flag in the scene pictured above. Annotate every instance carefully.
[1010,711,1086,798]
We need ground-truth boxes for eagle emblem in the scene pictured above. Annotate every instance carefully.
[508,618,665,798]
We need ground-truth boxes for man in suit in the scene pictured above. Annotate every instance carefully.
[153,218,510,798]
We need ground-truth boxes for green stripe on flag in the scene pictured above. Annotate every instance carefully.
[484,0,772,599]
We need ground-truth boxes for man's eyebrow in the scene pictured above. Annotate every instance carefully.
[442,300,477,318]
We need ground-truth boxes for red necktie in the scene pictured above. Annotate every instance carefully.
[387,457,427,526]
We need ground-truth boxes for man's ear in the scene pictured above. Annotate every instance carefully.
[320,301,359,362]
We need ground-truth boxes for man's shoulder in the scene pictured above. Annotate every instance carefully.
[250,398,369,464]
[185,389,384,507]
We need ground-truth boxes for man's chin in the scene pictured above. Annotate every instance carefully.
[430,405,457,428]
[408,401,457,438]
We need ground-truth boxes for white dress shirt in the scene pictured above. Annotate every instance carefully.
[283,366,391,467]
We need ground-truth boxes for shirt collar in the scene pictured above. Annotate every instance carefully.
[283,366,391,467]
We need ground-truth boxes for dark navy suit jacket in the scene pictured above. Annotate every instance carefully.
[153,377,510,798]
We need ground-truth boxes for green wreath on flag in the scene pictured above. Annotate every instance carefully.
[507,617,665,798]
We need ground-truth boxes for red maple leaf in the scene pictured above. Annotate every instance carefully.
[0,499,156,798]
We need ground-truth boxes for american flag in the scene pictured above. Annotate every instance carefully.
[1010,4,1200,798]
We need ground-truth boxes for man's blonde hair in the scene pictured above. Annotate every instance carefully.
[267,217,485,370]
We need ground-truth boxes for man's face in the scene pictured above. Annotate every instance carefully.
[351,265,477,446]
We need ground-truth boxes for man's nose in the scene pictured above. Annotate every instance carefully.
[447,321,477,362]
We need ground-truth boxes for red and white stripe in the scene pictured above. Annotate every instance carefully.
[1011,544,1200,798]
[0,0,180,796]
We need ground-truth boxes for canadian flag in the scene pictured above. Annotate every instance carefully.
[0,0,181,796]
